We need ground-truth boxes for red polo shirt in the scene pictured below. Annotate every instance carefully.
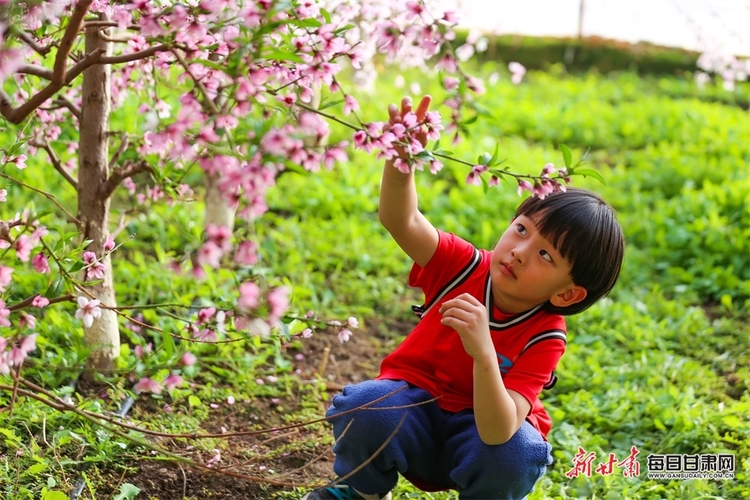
[378,230,566,438]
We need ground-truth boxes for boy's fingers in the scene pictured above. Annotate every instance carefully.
[400,96,413,116]
[415,95,432,120]
[388,103,400,122]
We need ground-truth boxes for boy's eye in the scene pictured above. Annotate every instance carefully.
[516,224,527,236]
[540,250,553,262]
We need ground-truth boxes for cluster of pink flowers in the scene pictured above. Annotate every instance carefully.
[516,163,570,199]
[0,334,37,375]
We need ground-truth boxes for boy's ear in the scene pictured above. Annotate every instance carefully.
[549,285,587,308]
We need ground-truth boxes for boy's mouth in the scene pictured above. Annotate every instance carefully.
[500,262,516,279]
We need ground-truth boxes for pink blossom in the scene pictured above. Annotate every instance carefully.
[15,235,33,262]
[267,286,290,324]
[31,295,49,308]
[19,313,35,329]
[19,333,37,356]
[164,373,183,391]
[238,281,260,310]
[206,224,232,252]
[301,328,313,338]
[134,343,152,358]
[0,189,6,201]
[509,61,527,85]
[338,328,352,343]
[181,352,198,366]
[343,95,359,115]
[75,296,102,328]
[83,251,106,281]
[347,316,359,329]
[0,266,13,292]
[197,241,223,268]
[206,449,221,468]
[195,328,217,343]
[0,299,10,327]
[103,235,115,253]
[134,377,162,394]
[234,240,258,266]
[32,253,50,274]
[2,154,28,169]
[517,180,534,196]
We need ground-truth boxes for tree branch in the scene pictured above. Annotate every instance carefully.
[51,97,82,121]
[17,64,53,80]
[53,0,93,85]
[98,44,170,64]
[101,161,153,199]
[13,30,53,57]
[29,139,78,189]
[0,48,104,124]
[109,133,129,167]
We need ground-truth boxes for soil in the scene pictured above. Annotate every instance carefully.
[91,319,413,500]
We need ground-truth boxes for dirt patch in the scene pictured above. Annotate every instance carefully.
[91,320,413,499]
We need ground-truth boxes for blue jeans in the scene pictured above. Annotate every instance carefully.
[326,379,552,500]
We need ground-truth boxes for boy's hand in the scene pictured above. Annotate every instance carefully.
[439,293,494,361]
[386,95,432,162]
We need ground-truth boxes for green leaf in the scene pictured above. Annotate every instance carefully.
[319,98,344,110]
[320,8,332,24]
[23,462,48,475]
[262,48,303,63]
[42,491,69,500]
[67,261,85,274]
[572,167,606,185]
[44,276,65,299]
[559,143,572,169]
[188,395,201,408]
[113,483,141,500]
[477,152,492,165]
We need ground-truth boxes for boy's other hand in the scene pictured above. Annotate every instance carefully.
[439,293,494,361]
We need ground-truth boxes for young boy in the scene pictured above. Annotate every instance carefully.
[303,96,625,500]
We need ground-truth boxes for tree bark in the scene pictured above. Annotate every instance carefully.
[204,171,235,230]
[78,20,119,377]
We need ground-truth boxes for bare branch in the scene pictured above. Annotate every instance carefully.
[101,161,153,199]
[29,139,78,189]
[17,64,54,80]
[51,97,82,121]
[109,133,129,167]
[13,30,52,57]
[99,43,170,65]
[53,0,93,84]
[0,48,105,124]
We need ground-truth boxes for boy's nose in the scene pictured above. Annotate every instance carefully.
[511,248,525,264]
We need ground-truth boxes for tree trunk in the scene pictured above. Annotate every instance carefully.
[204,171,235,230]
[78,19,119,377]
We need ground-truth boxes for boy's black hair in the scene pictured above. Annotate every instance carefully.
[515,187,625,315]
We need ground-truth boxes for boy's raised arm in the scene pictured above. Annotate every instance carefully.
[378,96,439,268]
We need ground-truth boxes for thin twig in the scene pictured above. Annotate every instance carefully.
[0,173,82,227]
[29,139,78,189]
[109,133,129,167]
[101,161,152,199]
[171,49,220,114]
[52,97,82,121]
[13,30,52,56]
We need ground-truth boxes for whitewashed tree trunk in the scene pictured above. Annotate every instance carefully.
[78,21,119,376]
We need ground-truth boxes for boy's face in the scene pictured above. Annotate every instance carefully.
[490,215,587,314]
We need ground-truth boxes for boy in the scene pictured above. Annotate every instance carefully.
[303,96,625,500]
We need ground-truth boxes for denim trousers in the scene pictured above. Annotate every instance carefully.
[326,379,553,500]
